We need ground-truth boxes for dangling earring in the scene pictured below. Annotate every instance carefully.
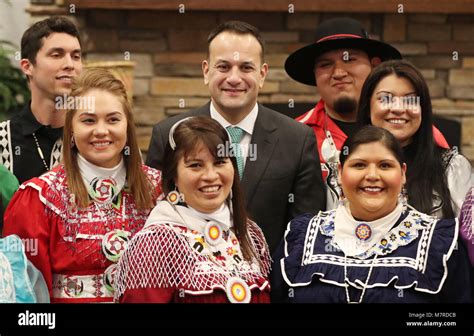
[167,186,183,205]
[337,182,345,206]
[71,135,75,148]
[400,186,408,210]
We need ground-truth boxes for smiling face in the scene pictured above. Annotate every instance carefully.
[315,49,377,120]
[369,74,422,146]
[21,32,82,99]
[338,141,406,221]
[175,143,234,213]
[202,31,268,123]
[71,89,128,168]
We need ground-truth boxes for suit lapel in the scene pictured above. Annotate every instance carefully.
[194,101,212,116]
[241,105,278,206]
[160,102,211,146]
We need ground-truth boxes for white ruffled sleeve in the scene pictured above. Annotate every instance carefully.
[446,154,472,217]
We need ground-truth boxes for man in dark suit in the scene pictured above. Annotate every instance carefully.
[146,21,325,253]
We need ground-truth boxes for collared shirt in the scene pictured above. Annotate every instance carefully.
[0,103,63,184]
[210,101,258,166]
[296,99,348,166]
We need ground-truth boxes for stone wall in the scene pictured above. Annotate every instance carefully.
[27,2,474,164]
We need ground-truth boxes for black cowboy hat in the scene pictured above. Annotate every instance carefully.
[285,17,402,86]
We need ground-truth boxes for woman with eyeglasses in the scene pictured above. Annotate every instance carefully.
[357,59,471,219]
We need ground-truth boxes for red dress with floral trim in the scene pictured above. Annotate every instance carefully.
[114,205,271,303]
[3,165,162,303]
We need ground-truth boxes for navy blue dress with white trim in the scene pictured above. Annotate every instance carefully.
[271,207,472,303]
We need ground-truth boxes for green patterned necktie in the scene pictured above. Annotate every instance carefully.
[226,126,245,179]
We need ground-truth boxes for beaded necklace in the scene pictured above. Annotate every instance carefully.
[32,132,49,171]
[344,253,378,304]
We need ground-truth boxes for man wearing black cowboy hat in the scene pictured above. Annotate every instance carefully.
[285,17,402,209]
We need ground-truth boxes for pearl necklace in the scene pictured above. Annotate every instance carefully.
[32,132,49,171]
[344,253,378,304]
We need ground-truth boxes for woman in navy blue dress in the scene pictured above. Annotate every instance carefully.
[272,126,471,303]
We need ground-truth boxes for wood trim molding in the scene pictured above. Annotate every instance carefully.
[64,0,474,13]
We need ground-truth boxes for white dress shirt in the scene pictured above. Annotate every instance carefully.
[210,102,258,167]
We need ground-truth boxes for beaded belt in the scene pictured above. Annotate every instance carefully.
[52,229,129,300]
[52,270,115,299]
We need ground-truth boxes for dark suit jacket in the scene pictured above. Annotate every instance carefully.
[146,102,325,252]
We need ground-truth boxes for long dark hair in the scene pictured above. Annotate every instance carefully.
[357,60,454,218]
[162,116,258,264]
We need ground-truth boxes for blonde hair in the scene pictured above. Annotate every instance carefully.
[63,68,156,209]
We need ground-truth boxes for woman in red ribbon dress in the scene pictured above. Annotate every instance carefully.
[3,68,162,303]
[114,116,271,303]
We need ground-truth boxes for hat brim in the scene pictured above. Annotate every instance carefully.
[284,39,402,86]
